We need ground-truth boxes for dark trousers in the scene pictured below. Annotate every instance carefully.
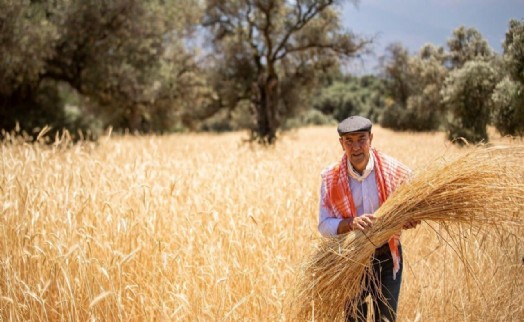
[345,244,403,322]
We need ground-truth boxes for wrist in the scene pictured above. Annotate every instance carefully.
[337,218,353,234]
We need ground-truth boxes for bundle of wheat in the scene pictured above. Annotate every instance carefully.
[290,145,524,321]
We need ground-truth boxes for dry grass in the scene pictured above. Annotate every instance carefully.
[0,126,523,321]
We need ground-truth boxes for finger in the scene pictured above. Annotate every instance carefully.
[356,220,367,230]
[362,220,374,230]
[363,217,374,224]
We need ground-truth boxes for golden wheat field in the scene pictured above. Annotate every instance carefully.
[1,126,523,321]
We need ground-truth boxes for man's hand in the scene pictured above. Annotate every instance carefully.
[337,214,378,234]
[402,219,421,230]
[352,214,376,231]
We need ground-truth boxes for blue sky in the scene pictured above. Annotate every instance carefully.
[341,0,524,73]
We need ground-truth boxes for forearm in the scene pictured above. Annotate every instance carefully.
[318,217,342,237]
[318,181,342,237]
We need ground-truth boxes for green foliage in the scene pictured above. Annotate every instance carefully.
[378,27,497,137]
[491,77,524,136]
[379,43,447,131]
[379,102,407,130]
[447,26,494,69]
[0,2,57,95]
[441,60,499,144]
[491,19,524,137]
[283,109,337,130]
[381,43,412,106]
[313,75,386,122]
[199,100,255,133]
[503,19,524,83]
[402,44,448,131]
[0,0,205,139]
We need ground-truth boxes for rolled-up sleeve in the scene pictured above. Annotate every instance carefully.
[318,179,342,237]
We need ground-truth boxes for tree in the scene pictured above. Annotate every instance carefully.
[0,0,203,139]
[202,0,369,144]
[491,77,524,136]
[379,43,417,131]
[404,44,448,131]
[379,43,447,131]
[492,19,524,136]
[447,26,493,69]
[503,19,524,83]
[380,43,412,107]
[441,60,499,144]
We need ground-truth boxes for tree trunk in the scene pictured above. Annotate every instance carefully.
[254,73,279,144]
[126,105,142,134]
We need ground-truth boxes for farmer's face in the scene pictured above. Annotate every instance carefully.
[339,131,373,173]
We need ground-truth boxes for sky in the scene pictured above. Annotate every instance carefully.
[341,0,524,74]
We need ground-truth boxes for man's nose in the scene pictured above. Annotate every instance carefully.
[350,142,361,149]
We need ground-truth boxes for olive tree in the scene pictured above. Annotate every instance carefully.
[380,43,447,131]
[441,60,499,144]
[0,0,203,138]
[202,0,369,144]
[447,26,493,69]
[492,19,524,136]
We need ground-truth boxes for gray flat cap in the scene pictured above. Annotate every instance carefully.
[337,116,372,135]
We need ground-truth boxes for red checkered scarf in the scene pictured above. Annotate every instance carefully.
[321,148,411,278]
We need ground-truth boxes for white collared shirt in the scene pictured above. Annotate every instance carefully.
[318,163,380,237]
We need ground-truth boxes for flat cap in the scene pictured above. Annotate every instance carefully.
[337,116,372,135]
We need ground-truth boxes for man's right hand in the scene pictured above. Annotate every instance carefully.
[352,214,376,231]
[337,214,376,234]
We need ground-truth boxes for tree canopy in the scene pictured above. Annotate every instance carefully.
[0,0,202,138]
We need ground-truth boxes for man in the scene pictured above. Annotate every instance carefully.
[318,115,419,322]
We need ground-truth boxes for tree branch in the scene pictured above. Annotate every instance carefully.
[244,0,263,71]
[274,35,370,61]
[271,0,335,62]
[257,0,277,74]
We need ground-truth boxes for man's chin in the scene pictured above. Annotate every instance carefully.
[350,155,367,169]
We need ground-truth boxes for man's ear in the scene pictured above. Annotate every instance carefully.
[369,132,373,145]
[338,137,344,150]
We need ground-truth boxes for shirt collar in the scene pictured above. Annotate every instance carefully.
[347,153,374,182]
